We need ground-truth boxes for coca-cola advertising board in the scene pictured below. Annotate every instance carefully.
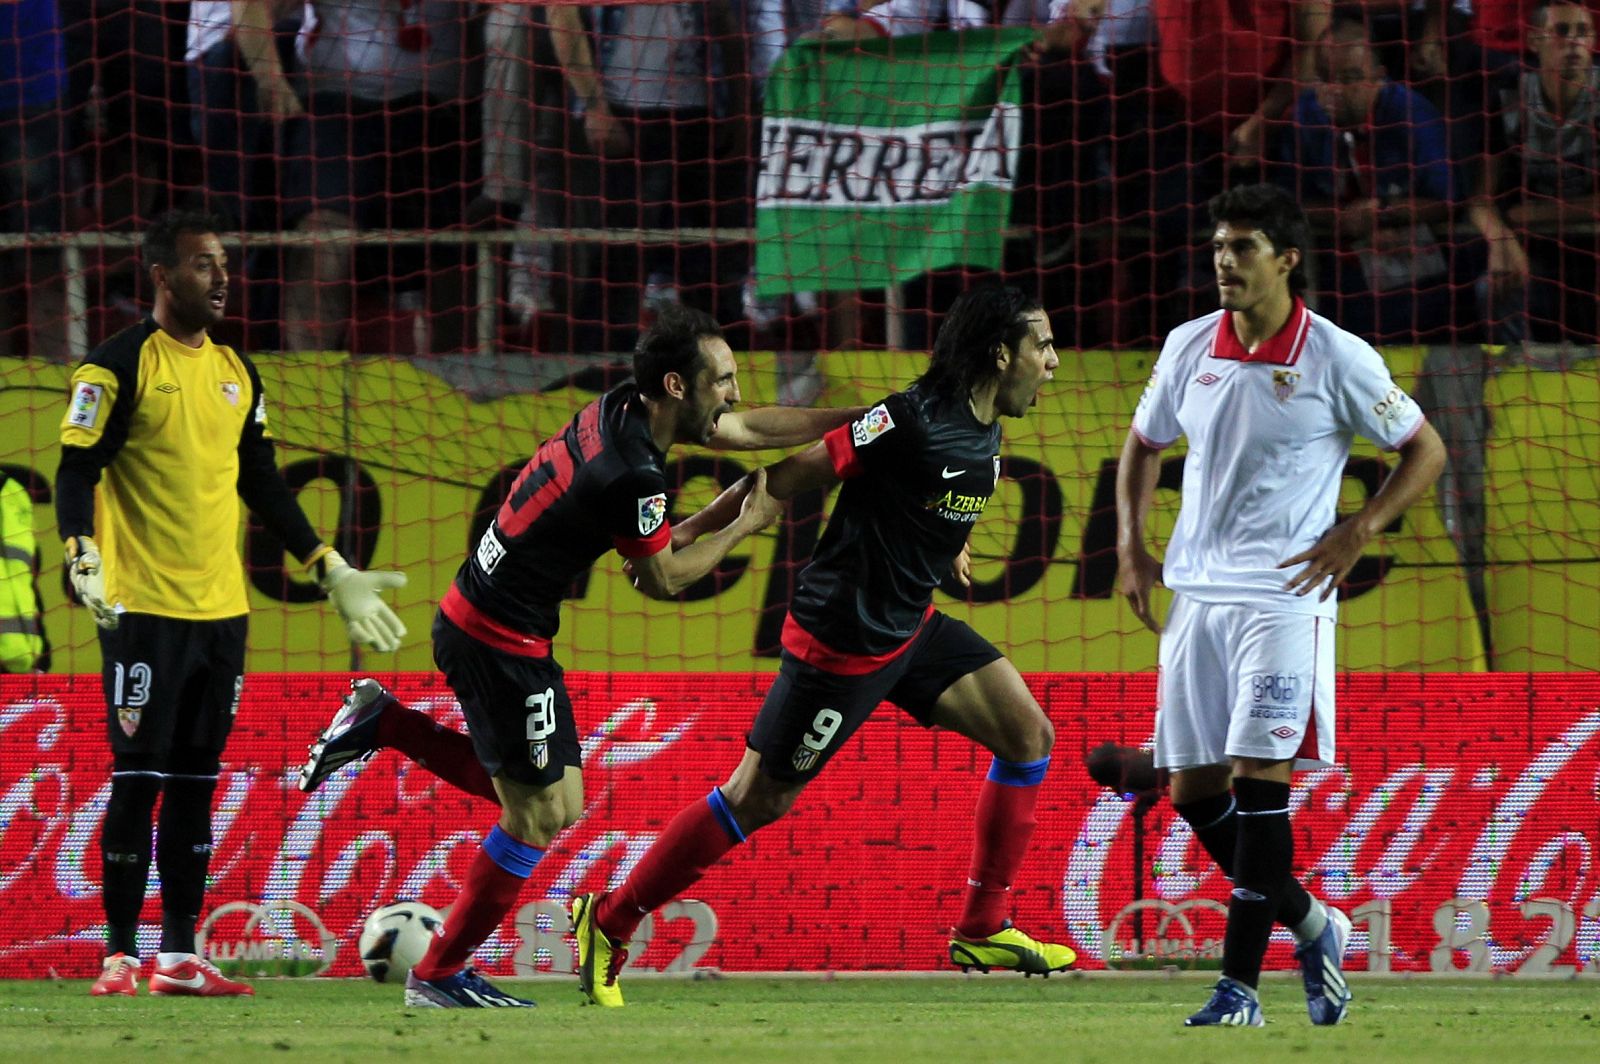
[1,672,1596,977]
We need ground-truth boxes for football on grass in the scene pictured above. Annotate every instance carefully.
[358,901,443,983]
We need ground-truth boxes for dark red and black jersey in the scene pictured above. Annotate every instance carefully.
[442,383,671,656]
[784,384,1002,670]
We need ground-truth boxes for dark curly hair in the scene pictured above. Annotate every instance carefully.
[142,209,228,271]
[1208,183,1312,296]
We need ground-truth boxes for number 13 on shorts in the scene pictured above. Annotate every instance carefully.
[526,688,556,771]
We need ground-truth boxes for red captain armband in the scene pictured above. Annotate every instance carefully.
[823,423,865,479]
[613,520,671,559]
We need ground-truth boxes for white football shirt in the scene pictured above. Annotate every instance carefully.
[1131,299,1425,618]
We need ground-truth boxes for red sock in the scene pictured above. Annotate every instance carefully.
[955,769,1045,940]
[411,838,530,980]
[595,791,743,942]
[377,703,498,803]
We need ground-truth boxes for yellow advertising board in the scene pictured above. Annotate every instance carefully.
[9,346,1594,676]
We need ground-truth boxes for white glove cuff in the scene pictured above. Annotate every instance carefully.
[314,548,353,591]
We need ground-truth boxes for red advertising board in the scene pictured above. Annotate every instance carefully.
[1,673,1596,978]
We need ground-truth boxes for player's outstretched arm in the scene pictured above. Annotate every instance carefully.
[1279,421,1446,601]
[707,405,867,451]
[1114,428,1166,634]
[668,441,843,552]
[234,375,408,652]
[762,442,841,501]
[629,469,784,599]
[309,548,409,653]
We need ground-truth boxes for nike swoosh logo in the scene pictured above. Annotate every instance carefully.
[159,972,208,989]
[941,467,965,479]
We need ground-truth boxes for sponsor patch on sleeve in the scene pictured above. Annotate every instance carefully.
[638,493,668,536]
[850,403,895,447]
[68,382,103,429]
[1371,386,1413,430]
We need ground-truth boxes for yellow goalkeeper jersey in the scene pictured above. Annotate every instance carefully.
[58,320,269,620]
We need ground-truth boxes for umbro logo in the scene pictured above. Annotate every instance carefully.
[941,467,965,479]
[1270,726,1298,739]
[156,382,180,393]
[1195,373,1220,386]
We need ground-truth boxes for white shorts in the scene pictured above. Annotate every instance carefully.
[1153,595,1336,771]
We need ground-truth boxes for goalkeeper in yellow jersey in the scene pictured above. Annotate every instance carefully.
[57,210,407,999]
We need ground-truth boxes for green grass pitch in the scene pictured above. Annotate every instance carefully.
[3,975,1597,1063]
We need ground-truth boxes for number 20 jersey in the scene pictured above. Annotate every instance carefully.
[442,383,672,657]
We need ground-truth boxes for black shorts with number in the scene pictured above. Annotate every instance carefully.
[747,611,1003,783]
[98,613,248,769]
[432,611,581,788]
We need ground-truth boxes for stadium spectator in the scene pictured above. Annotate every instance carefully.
[1406,6,1512,172]
[1471,0,1600,343]
[1115,183,1445,1028]
[1152,0,1330,168]
[740,1,833,339]
[1465,0,1600,54]
[61,2,199,230]
[472,4,572,330]
[273,0,478,353]
[547,2,751,353]
[295,302,861,1007]
[1143,1,1330,333]
[185,2,303,351]
[0,0,69,360]
[569,286,1074,1009]
[817,1,1112,348]
[1272,16,1458,342]
[62,210,406,999]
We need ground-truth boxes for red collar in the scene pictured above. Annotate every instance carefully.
[1211,298,1312,366]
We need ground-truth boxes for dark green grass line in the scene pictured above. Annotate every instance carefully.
[3,977,1598,1064]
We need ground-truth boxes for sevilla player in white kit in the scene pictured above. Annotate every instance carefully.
[1115,184,1445,1028]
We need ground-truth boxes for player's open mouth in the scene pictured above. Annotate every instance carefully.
[208,290,227,308]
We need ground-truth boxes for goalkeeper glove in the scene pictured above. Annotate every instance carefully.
[313,549,408,653]
[64,535,119,630]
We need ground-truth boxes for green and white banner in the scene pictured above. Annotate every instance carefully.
[755,30,1036,296]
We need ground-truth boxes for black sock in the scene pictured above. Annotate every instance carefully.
[1173,791,1238,871]
[1174,789,1315,932]
[101,774,162,957]
[1221,777,1294,989]
[156,777,218,955]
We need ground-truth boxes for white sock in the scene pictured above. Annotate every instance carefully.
[1291,899,1329,943]
[156,951,197,967]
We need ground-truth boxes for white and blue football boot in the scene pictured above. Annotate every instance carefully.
[1294,904,1353,1025]
[404,968,536,1008]
[1185,976,1266,1027]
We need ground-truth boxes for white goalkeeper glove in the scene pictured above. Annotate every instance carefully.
[313,549,408,653]
[64,535,119,630]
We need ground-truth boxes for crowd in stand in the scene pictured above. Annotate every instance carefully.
[1,0,1597,358]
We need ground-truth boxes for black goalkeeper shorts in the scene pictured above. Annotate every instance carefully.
[97,613,247,769]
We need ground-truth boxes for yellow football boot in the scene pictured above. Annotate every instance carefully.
[570,892,628,1007]
[949,922,1077,976]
